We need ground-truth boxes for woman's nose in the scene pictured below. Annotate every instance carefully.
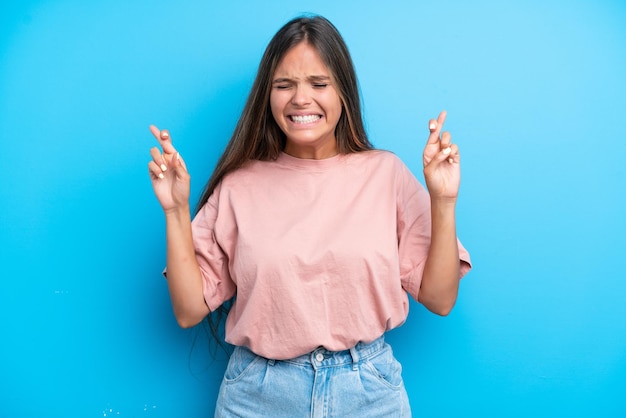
[291,85,312,106]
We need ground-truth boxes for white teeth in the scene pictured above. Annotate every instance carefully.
[290,115,321,124]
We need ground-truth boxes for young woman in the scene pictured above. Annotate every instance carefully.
[148,15,471,417]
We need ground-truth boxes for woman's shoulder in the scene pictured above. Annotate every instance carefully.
[218,158,285,189]
[351,149,408,169]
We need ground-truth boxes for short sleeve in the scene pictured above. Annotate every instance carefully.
[191,184,237,312]
[396,162,472,300]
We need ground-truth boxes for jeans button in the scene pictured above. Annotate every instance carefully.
[315,352,324,362]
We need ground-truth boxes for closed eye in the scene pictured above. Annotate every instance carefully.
[312,84,328,88]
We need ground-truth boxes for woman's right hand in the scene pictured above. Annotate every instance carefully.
[148,125,190,213]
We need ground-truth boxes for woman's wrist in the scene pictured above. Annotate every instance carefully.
[430,196,457,213]
[164,204,191,222]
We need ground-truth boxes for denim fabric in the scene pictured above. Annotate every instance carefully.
[215,336,411,417]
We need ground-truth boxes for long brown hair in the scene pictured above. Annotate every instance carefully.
[196,15,372,212]
[198,15,373,351]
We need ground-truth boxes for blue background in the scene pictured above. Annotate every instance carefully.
[1,0,625,417]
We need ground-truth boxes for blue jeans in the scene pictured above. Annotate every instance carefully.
[215,335,411,417]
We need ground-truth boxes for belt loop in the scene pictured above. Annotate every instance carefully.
[267,359,275,366]
[349,346,359,371]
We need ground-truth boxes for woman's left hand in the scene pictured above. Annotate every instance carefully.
[422,110,461,201]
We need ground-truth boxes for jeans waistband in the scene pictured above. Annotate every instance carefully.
[274,335,386,370]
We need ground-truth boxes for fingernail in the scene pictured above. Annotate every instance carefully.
[160,164,167,171]
[158,173,164,179]
[161,131,169,140]
[448,158,454,164]
[443,147,451,155]
[429,122,436,130]
[176,152,181,161]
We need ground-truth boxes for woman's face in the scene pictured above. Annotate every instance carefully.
[270,42,343,159]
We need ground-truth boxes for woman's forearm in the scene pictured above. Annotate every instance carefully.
[164,206,210,327]
[418,198,461,316]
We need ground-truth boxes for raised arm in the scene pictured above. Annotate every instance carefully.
[418,111,462,316]
[148,126,210,327]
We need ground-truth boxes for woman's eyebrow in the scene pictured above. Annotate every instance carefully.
[272,75,331,84]
[272,77,293,84]
[309,75,330,82]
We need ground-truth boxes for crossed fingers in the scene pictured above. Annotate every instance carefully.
[148,125,183,180]
[426,111,459,165]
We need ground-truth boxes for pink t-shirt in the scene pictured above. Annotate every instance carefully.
[190,150,471,359]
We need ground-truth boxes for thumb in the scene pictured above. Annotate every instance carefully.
[424,146,452,174]
[172,152,188,173]
[433,146,452,164]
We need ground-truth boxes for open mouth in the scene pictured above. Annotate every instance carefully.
[289,115,322,124]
